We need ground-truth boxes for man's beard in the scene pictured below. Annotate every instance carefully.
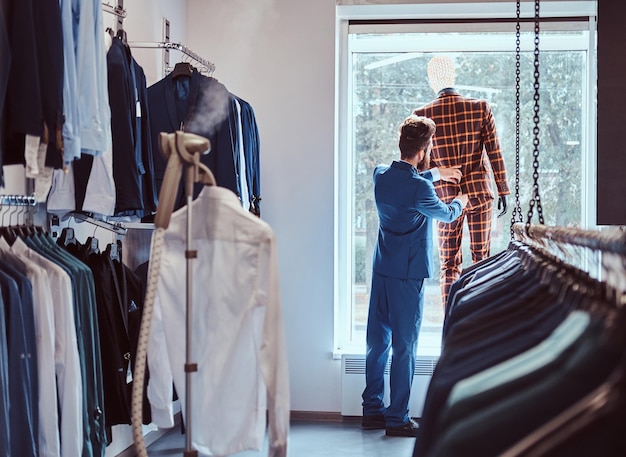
[417,154,431,172]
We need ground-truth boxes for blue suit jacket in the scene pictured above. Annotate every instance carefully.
[147,70,238,211]
[372,160,463,279]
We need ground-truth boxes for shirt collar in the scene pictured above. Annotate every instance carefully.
[437,87,458,97]
[392,160,416,172]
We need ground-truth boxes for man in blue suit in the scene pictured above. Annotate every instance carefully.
[361,114,468,437]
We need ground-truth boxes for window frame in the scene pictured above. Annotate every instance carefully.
[334,2,598,357]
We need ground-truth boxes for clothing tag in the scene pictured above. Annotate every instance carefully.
[25,134,41,177]
[136,100,141,118]
[126,360,133,384]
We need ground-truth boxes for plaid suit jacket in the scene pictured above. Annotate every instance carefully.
[414,89,510,204]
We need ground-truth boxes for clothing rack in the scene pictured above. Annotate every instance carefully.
[101,1,126,32]
[0,194,37,227]
[512,223,626,256]
[0,194,36,207]
[512,222,626,304]
[128,41,216,75]
[70,212,128,236]
[101,2,126,19]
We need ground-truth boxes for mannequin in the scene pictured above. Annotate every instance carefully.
[427,55,456,93]
[414,56,510,308]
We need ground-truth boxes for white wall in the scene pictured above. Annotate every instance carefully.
[111,0,188,86]
[183,0,598,415]
[186,0,340,413]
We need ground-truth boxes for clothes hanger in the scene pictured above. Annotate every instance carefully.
[116,27,128,46]
[86,237,100,254]
[170,61,194,79]
[84,225,100,254]
[105,240,120,261]
[1,203,20,245]
[59,226,77,246]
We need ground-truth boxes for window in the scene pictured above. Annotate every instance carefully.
[335,17,595,355]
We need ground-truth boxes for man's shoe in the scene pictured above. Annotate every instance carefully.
[385,418,419,437]
[361,414,386,430]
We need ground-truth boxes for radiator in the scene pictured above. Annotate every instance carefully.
[340,353,438,418]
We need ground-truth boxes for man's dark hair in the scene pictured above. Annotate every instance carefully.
[398,115,436,159]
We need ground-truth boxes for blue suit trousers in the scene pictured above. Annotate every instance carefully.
[362,272,424,426]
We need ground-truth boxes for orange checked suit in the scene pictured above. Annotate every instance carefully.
[414,89,510,308]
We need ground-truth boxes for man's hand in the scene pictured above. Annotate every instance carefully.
[456,193,469,209]
[497,195,507,217]
[439,165,462,184]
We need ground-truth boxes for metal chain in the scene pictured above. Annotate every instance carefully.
[511,0,523,238]
[526,0,545,229]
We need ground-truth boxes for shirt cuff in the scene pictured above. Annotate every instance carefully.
[430,167,441,182]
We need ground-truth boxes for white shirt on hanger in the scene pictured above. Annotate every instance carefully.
[147,186,289,457]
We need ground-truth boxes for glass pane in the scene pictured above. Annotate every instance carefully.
[350,42,586,346]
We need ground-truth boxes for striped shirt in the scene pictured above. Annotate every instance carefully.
[414,89,510,203]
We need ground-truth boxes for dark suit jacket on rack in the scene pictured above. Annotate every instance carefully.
[147,70,238,210]
[107,37,146,215]
[133,61,158,216]
[2,0,64,170]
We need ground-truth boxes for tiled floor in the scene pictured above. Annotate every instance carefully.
[147,419,416,456]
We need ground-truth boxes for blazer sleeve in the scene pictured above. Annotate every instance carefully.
[414,178,463,223]
[481,101,510,196]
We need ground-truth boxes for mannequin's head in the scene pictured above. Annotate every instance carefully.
[427,56,455,94]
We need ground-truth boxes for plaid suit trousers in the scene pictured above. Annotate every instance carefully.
[437,198,494,308]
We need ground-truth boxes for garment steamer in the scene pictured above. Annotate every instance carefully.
[131,131,214,457]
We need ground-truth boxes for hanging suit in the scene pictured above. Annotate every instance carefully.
[133,60,158,216]
[236,96,262,216]
[0,266,38,457]
[104,37,143,215]
[0,0,10,185]
[85,247,139,426]
[410,240,626,457]
[26,234,106,457]
[13,237,84,457]
[0,291,9,456]
[0,242,60,457]
[2,0,42,167]
[412,269,568,456]
[414,89,510,307]
[147,70,238,211]
[428,315,623,457]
